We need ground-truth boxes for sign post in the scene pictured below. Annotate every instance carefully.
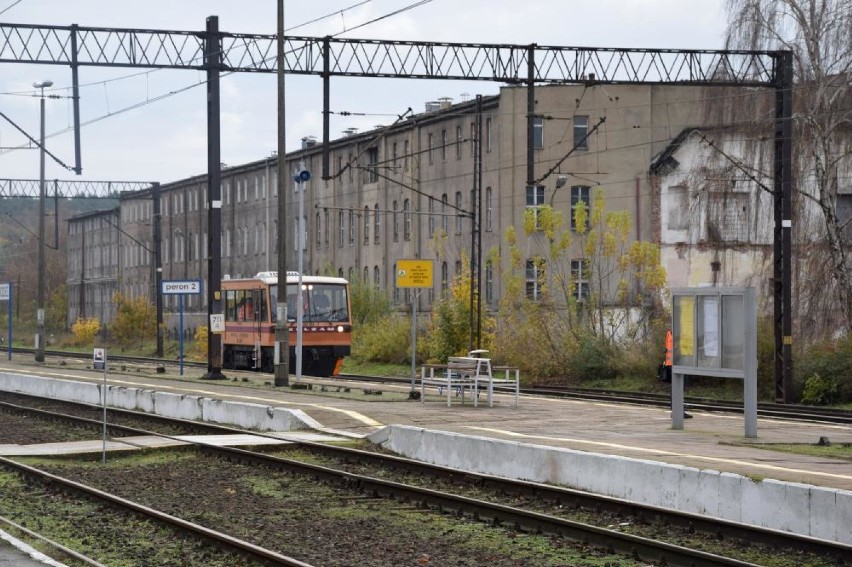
[93,347,107,462]
[0,283,10,360]
[672,287,757,437]
[396,260,434,394]
[162,280,202,375]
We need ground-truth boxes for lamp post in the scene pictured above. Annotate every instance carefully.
[33,79,53,363]
[293,162,310,383]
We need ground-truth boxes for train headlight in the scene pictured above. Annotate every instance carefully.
[337,325,344,333]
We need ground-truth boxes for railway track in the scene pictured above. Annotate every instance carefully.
[1,391,850,566]
[0,456,314,567]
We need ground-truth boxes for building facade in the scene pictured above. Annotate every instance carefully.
[68,83,710,331]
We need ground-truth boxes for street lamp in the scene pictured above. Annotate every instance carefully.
[33,80,53,363]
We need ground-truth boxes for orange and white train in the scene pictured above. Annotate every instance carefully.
[221,271,351,377]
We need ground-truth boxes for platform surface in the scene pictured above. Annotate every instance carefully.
[2,361,851,491]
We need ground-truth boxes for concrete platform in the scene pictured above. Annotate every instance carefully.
[0,530,67,567]
[0,432,346,457]
[1,361,850,544]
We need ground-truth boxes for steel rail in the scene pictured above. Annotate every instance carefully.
[0,455,315,567]
[0,514,107,567]
[2,393,850,564]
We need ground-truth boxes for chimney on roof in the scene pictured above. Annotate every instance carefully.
[301,136,317,149]
[425,101,441,113]
[438,96,453,110]
[343,127,359,136]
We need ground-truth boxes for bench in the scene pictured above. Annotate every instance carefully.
[420,357,482,407]
[420,355,519,408]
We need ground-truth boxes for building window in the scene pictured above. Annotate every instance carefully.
[525,258,544,301]
[456,126,463,160]
[338,267,344,278]
[485,116,492,153]
[364,266,369,283]
[338,211,345,248]
[441,262,448,295]
[403,198,411,241]
[393,263,399,302]
[366,147,379,183]
[374,265,381,288]
[571,259,589,301]
[374,203,381,244]
[364,206,370,244]
[441,129,447,161]
[316,212,322,246]
[526,184,544,229]
[455,259,462,279]
[573,115,589,150]
[441,193,448,234]
[469,122,476,157]
[533,116,544,149]
[393,201,399,242]
[428,133,434,164]
[839,195,852,240]
[707,191,750,243]
[667,186,689,231]
[324,210,330,247]
[485,260,494,303]
[349,210,355,245]
[428,198,436,237]
[403,139,410,171]
[571,185,591,231]
[485,187,493,231]
[455,191,463,234]
[392,142,398,167]
[347,153,353,182]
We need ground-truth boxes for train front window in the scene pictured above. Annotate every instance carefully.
[286,283,349,323]
[269,285,278,322]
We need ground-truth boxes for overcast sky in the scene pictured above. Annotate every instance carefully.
[0,0,729,184]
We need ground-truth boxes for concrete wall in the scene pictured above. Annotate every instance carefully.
[368,425,851,545]
[0,372,316,432]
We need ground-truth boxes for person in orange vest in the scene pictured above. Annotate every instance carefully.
[658,329,673,383]
[659,328,692,418]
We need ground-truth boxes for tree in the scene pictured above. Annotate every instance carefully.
[496,189,667,377]
[422,255,495,362]
[110,292,157,351]
[722,0,852,334]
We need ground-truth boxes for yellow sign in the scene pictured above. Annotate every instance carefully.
[679,296,694,356]
[396,259,434,288]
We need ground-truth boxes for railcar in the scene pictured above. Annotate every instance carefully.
[221,271,351,377]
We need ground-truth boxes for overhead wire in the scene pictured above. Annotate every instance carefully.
[0,0,439,162]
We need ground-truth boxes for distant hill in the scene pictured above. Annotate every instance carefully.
[0,198,116,279]
[0,197,114,242]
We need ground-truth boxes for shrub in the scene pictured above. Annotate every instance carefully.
[109,293,157,351]
[187,326,208,362]
[71,317,100,347]
[567,333,620,380]
[800,373,840,405]
[352,315,411,364]
[796,336,852,403]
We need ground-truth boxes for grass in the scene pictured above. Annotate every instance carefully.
[723,441,852,461]
[341,358,411,378]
